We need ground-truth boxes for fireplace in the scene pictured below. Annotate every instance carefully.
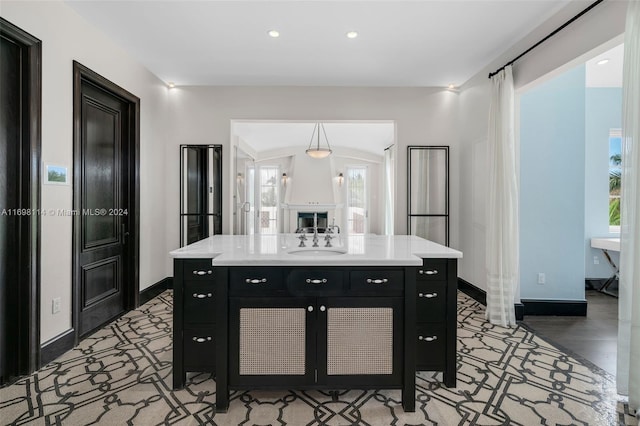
[297,212,327,231]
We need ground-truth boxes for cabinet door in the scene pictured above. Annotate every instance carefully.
[183,281,216,324]
[316,297,404,387]
[229,297,316,387]
[183,327,216,372]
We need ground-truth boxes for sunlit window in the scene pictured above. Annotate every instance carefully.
[609,129,621,231]
[259,166,279,234]
[346,166,367,235]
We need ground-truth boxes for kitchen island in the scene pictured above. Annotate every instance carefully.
[170,234,462,412]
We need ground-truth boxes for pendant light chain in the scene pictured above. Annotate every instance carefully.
[305,122,333,158]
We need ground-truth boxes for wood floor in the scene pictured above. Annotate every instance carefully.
[522,289,618,376]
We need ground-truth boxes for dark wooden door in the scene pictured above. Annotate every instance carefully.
[0,26,22,386]
[0,18,41,385]
[76,80,130,337]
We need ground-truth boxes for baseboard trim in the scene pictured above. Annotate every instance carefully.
[41,329,75,366]
[521,299,587,316]
[458,278,486,305]
[457,278,524,321]
[140,277,173,305]
[514,303,524,321]
[39,277,172,367]
[585,278,605,290]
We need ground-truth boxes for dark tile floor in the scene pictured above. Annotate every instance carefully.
[521,289,618,376]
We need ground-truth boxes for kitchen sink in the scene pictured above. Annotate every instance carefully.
[288,249,347,256]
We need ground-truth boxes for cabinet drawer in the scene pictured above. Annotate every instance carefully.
[416,323,446,371]
[184,327,216,370]
[416,282,446,322]
[286,269,345,296]
[182,259,214,280]
[229,268,285,296]
[417,260,447,281]
[184,282,216,324]
[350,270,404,296]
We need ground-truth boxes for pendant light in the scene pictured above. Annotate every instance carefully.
[306,123,332,159]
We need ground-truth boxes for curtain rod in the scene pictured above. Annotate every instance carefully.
[488,0,605,79]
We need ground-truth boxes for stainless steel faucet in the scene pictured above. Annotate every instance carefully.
[324,229,333,247]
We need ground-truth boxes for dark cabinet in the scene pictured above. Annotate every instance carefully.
[317,297,404,388]
[183,328,216,370]
[228,270,405,389]
[229,297,317,387]
[172,258,457,414]
[415,258,457,387]
[173,259,217,389]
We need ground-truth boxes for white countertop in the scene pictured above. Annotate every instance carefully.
[170,234,463,266]
[591,237,621,252]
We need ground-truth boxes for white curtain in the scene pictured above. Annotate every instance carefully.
[486,65,518,327]
[383,146,395,235]
[618,0,640,415]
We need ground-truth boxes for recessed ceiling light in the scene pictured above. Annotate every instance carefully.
[346,31,358,39]
[168,82,175,88]
[597,58,609,65]
[268,30,280,38]
[448,84,455,90]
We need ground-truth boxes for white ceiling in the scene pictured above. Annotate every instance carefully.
[66,0,572,87]
[233,121,395,154]
[585,43,624,88]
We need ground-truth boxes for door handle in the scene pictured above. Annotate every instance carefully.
[121,223,129,244]
[366,278,389,284]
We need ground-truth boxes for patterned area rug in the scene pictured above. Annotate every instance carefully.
[1,291,636,425]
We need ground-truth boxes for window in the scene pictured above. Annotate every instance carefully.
[259,166,279,234]
[346,166,367,235]
[609,129,621,230]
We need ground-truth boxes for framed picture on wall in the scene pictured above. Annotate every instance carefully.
[44,164,69,185]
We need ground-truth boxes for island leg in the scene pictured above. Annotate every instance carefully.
[215,267,229,413]
[173,260,186,389]
[403,267,416,412]
[215,379,229,412]
[444,259,457,389]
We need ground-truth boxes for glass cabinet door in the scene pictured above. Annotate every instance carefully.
[180,145,222,246]
[407,146,449,246]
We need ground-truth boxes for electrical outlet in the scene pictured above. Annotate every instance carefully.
[537,273,546,285]
[52,297,61,314]
[593,256,600,265]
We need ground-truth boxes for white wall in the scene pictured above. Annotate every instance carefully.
[4,0,625,346]
[166,87,461,264]
[457,0,627,296]
[2,1,172,343]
